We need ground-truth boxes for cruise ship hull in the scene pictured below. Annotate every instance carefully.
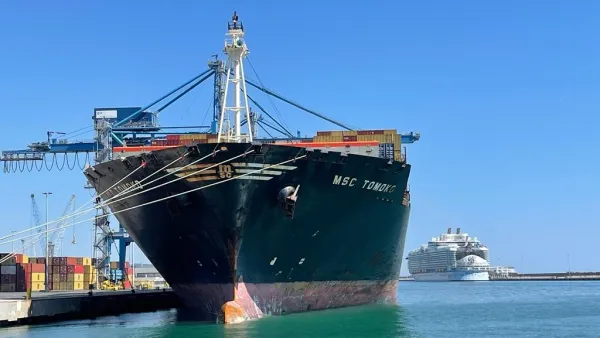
[84,142,412,323]
[412,271,489,282]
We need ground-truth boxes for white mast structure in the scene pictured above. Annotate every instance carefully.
[217,11,253,143]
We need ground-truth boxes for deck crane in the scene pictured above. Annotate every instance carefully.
[1,12,420,287]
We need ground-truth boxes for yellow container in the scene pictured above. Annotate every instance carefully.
[31,282,44,291]
[74,273,84,282]
[32,272,45,282]
[383,129,397,135]
[82,257,92,266]
[83,271,97,284]
[74,282,84,290]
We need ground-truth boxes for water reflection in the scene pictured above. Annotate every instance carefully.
[153,303,418,338]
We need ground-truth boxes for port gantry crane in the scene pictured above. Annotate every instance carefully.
[0,11,421,287]
[29,194,76,258]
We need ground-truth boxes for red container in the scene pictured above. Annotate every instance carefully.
[66,257,78,265]
[123,280,132,289]
[73,264,84,274]
[31,263,45,273]
[343,135,358,142]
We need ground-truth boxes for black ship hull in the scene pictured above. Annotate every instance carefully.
[84,142,411,323]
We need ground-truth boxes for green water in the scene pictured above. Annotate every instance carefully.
[2,281,600,337]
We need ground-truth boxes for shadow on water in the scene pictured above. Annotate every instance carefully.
[156,304,420,338]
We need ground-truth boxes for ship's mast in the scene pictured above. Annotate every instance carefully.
[217,11,253,143]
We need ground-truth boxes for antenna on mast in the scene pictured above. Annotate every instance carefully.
[217,11,252,143]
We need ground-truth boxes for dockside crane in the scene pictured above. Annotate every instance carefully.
[1,11,420,289]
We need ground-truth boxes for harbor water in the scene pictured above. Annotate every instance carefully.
[2,281,599,337]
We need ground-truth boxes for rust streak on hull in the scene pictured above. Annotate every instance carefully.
[173,280,398,323]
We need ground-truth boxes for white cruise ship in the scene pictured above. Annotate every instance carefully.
[407,228,490,281]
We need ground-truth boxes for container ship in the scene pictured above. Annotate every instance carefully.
[84,13,418,323]
[407,228,490,281]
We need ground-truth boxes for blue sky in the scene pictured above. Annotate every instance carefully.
[0,0,598,275]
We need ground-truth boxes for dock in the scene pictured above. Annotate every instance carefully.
[490,272,600,281]
[0,288,182,327]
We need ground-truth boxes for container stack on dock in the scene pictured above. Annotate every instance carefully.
[47,256,94,291]
[0,253,47,292]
